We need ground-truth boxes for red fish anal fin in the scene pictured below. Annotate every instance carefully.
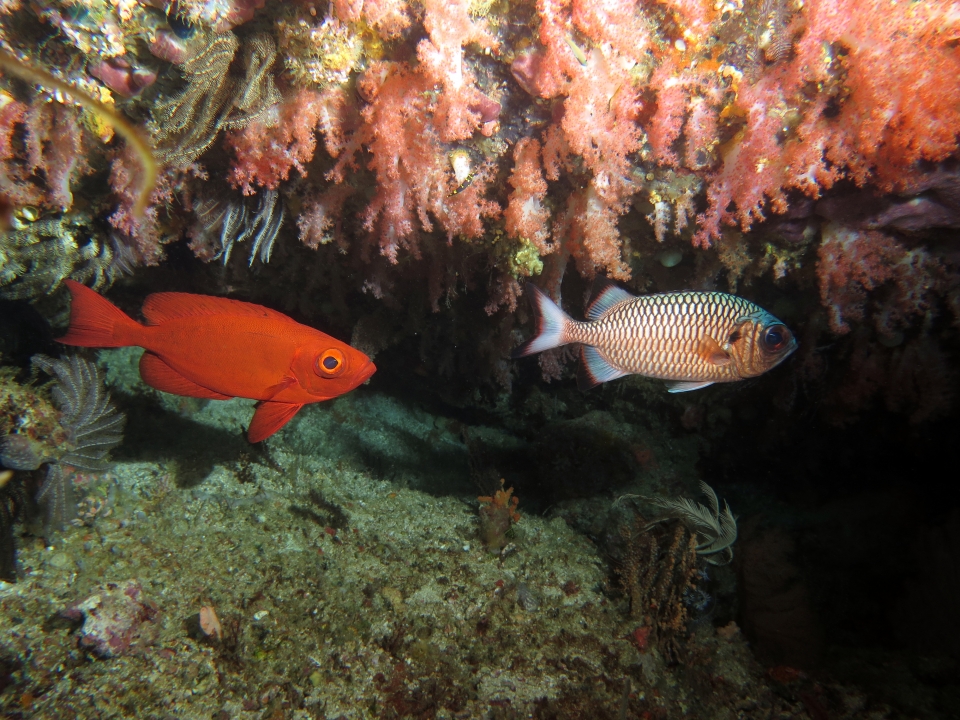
[141,292,297,326]
[58,279,143,347]
[139,353,232,400]
[697,335,732,366]
[248,401,304,443]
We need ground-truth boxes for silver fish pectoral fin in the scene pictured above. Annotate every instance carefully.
[577,345,628,390]
[697,335,732,366]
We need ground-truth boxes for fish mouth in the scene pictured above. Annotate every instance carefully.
[357,361,377,385]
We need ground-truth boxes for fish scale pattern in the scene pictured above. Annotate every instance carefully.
[570,292,761,382]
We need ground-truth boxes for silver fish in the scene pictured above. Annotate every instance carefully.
[513,280,797,391]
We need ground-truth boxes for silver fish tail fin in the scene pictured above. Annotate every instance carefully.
[512,285,572,358]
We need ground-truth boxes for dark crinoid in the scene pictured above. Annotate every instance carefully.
[31,354,126,533]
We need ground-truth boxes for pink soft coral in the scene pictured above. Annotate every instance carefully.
[695,0,960,245]
[504,138,552,253]
[226,89,328,195]
[417,0,499,141]
[817,223,951,336]
[507,0,644,279]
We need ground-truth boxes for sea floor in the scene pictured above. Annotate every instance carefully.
[0,350,922,718]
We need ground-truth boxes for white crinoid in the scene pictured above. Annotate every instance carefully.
[644,481,738,565]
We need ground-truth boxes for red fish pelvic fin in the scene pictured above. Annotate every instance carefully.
[58,279,143,348]
[248,401,304,443]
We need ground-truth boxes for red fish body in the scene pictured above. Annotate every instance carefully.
[58,280,376,442]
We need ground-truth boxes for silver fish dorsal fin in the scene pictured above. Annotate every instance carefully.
[584,278,635,321]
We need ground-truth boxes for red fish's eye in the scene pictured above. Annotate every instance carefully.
[317,349,345,377]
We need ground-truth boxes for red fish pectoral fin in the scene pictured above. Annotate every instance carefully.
[261,376,297,401]
[697,335,732,366]
[139,352,232,400]
[248,401,304,443]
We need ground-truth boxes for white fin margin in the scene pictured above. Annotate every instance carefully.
[585,280,635,321]
[512,285,572,357]
[665,380,714,393]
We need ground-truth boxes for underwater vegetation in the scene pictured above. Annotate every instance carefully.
[191,188,285,266]
[150,30,281,168]
[0,353,125,534]
[615,481,737,662]
[0,468,24,581]
[0,212,134,300]
[477,478,521,551]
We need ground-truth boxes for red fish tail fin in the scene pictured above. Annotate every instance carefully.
[58,279,143,348]
[511,284,573,358]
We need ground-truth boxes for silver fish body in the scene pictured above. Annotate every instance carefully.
[513,280,797,392]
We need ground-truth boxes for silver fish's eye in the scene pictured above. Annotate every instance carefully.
[761,324,788,352]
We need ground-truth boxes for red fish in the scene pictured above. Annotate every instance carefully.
[57,280,376,442]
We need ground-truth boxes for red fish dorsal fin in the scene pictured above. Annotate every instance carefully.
[142,292,297,326]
